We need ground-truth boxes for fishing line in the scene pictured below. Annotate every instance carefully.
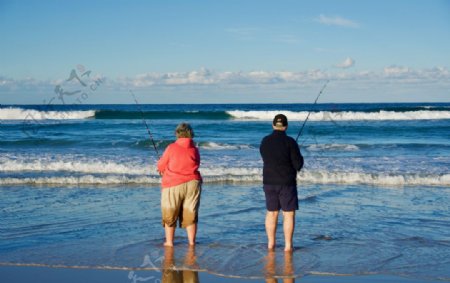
[295,80,330,143]
[129,90,160,159]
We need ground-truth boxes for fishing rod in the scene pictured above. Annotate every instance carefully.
[295,80,330,143]
[129,90,160,159]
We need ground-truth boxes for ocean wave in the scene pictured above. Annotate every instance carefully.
[0,138,252,150]
[94,110,231,120]
[1,167,449,187]
[2,156,449,186]
[0,158,148,175]
[306,143,360,151]
[0,108,95,120]
[2,107,450,121]
[205,170,450,186]
[0,175,160,185]
[198,142,252,150]
[299,171,450,186]
[227,110,450,121]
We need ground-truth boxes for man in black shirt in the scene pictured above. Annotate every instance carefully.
[260,114,304,251]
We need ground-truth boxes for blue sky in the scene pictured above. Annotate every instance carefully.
[0,0,449,104]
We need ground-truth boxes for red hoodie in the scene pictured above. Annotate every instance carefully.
[157,138,202,188]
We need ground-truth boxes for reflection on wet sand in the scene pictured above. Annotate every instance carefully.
[265,251,295,283]
[162,246,199,283]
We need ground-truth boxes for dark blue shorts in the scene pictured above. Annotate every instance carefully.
[263,184,298,211]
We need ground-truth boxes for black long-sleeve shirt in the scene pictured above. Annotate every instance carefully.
[260,130,304,186]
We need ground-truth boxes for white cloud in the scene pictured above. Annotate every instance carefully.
[2,67,449,94]
[113,66,450,89]
[118,69,331,87]
[383,65,411,75]
[335,57,355,69]
[0,76,49,90]
[316,14,360,28]
[0,76,13,86]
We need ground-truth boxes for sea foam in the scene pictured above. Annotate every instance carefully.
[1,160,449,187]
[227,110,450,121]
[0,107,95,120]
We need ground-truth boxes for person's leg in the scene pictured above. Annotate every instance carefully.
[164,225,176,247]
[181,180,201,246]
[266,210,279,250]
[282,211,295,252]
[263,185,281,250]
[279,185,298,252]
[161,185,183,246]
[186,223,197,246]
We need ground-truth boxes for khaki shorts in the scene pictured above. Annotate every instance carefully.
[161,180,201,228]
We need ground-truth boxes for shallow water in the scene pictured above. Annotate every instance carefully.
[1,183,449,280]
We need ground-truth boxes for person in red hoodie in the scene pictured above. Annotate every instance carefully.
[157,123,202,246]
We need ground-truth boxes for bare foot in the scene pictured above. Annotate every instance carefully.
[163,242,174,247]
[284,246,294,253]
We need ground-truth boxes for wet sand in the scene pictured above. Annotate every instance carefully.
[0,265,444,283]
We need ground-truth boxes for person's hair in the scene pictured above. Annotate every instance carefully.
[175,122,194,138]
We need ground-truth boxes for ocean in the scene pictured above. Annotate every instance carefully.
[0,103,449,281]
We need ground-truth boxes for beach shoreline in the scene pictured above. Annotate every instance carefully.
[0,264,446,283]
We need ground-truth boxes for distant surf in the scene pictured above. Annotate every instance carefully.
[2,107,450,121]
[227,110,450,121]
[0,107,95,120]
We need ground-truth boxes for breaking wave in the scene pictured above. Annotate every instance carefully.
[0,107,95,120]
[1,158,449,187]
[306,143,360,151]
[227,110,450,121]
[198,142,252,150]
[2,107,450,121]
